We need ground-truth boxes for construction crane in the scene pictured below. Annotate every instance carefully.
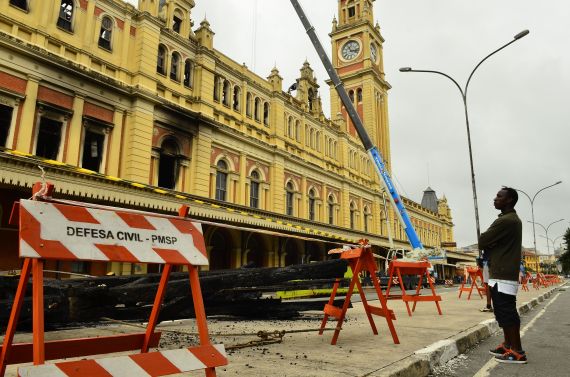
[289,0,424,256]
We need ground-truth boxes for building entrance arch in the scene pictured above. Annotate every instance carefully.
[243,233,267,268]
[207,227,234,270]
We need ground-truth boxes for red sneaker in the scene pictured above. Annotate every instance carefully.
[495,349,527,364]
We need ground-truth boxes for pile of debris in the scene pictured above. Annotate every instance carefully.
[1,259,349,331]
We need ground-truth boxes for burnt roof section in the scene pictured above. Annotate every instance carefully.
[421,186,438,213]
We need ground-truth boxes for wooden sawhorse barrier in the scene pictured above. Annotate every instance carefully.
[0,183,227,377]
[537,272,550,288]
[531,272,541,290]
[545,274,561,285]
[386,260,442,316]
[520,273,529,292]
[319,243,399,345]
[458,266,486,300]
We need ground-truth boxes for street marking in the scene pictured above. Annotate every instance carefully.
[472,290,562,377]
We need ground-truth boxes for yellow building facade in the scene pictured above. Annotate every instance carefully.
[522,249,540,273]
[0,0,454,275]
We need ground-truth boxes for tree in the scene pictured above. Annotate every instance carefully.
[559,227,570,274]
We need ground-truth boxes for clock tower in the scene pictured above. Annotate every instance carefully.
[330,0,392,171]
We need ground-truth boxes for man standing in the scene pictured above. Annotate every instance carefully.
[479,187,526,364]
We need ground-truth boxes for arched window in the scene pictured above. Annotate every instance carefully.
[98,16,113,50]
[57,0,74,31]
[183,60,193,87]
[254,97,261,121]
[222,80,231,106]
[350,201,357,229]
[170,52,180,81]
[157,45,166,74]
[348,90,355,103]
[158,138,179,189]
[287,117,293,138]
[263,103,270,126]
[233,86,241,112]
[308,188,316,221]
[308,88,314,111]
[215,160,228,201]
[309,128,314,149]
[364,206,370,233]
[213,76,221,101]
[250,170,260,208]
[286,181,295,216]
[357,88,363,102]
[328,195,335,225]
[315,131,320,152]
[295,120,301,142]
[305,125,310,146]
[246,92,252,116]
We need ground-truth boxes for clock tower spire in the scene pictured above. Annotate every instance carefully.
[330,0,391,171]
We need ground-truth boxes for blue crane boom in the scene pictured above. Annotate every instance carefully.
[289,0,423,251]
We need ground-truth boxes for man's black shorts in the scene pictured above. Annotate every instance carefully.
[490,283,520,328]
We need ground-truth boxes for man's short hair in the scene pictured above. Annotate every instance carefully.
[502,187,518,206]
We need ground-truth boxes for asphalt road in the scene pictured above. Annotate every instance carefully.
[430,283,570,377]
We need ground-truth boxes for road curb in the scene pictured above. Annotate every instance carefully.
[376,284,563,377]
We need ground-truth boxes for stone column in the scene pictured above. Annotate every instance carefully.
[191,124,213,197]
[65,95,84,166]
[238,153,247,205]
[106,108,126,177]
[300,176,307,219]
[16,76,39,153]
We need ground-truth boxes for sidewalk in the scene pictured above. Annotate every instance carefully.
[2,282,564,377]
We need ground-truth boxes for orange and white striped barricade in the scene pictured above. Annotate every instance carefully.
[458,266,486,300]
[319,243,399,345]
[0,183,227,377]
[386,260,442,317]
[544,274,560,285]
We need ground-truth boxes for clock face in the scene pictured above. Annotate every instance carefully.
[370,43,378,63]
[341,40,361,61]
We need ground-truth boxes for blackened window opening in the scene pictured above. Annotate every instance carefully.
[57,0,74,31]
[184,60,192,87]
[82,130,104,172]
[36,118,62,160]
[10,0,28,11]
[158,154,176,189]
[98,17,113,50]
[170,53,179,81]
[157,46,166,74]
[173,16,182,33]
[0,105,13,147]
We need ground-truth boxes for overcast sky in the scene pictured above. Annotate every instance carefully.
[127,0,569,252]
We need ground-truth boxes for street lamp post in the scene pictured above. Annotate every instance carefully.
[540,234,563,254]
[400,30,529,257]
[515,181,562,255]
[529,219,564,253]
